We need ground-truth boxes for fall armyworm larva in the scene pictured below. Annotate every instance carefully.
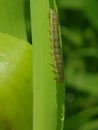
[49,9,64,82]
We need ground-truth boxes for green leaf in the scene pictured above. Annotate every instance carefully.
[0,33,32,130]
[0,0,27,40]
[31,0,65,130]
[31,0,57,130]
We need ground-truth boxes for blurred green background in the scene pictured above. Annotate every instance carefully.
[25,0,98,129]
[56,0,98,130]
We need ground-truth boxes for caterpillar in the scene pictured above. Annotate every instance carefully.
[49,9,64,82]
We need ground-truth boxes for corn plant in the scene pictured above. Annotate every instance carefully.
[0,0,65,130]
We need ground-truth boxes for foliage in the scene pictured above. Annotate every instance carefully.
[0,33,32,130]
[0,0,98,130]
[0,0,32,130]
[56,0,98,129]
[31,0,65,130]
